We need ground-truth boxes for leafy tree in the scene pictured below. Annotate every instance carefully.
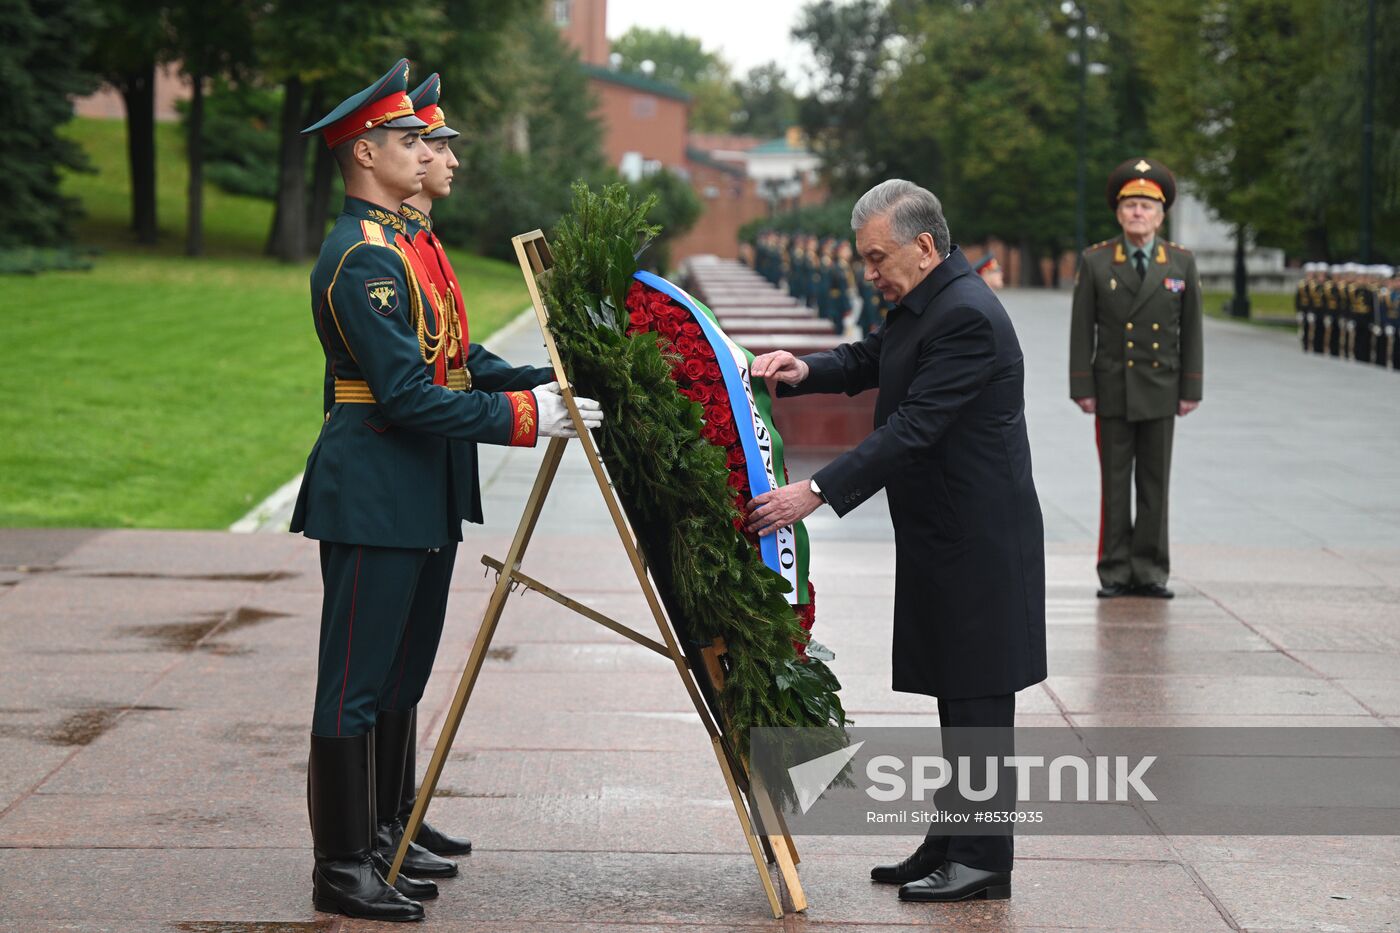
[252,0,446,261]
[431,13,607,260]
[1,0,100,256]
[877,0,1125,282]
[791,0,896,194]
[84,0,173,245]
[610,26,738,133]
[731,63,800,139]
[168,0,254,256]
[1286,0,1399,260]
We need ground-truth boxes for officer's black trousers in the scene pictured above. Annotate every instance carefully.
[924,693,1016,873]
[312,541,457,737]
[1095,414,1175,588]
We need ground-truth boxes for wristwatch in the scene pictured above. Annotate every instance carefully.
[809,478,824,502]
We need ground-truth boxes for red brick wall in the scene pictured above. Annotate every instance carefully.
[589,78,689,168]
[670,162,769,263]
[555,0,608,66]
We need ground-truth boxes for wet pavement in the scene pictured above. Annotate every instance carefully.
[2,263,1398,931]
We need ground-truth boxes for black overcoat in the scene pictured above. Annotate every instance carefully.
[785,247,1047,698]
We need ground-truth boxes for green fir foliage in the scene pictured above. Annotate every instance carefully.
[0,0,100,251]
[543,183,848,751]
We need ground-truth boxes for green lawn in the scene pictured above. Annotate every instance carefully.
[1,117,530,528]
[1203,290,1295,326]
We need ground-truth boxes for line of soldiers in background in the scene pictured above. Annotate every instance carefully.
[750,231,892,335]
[1296,263,1399,368]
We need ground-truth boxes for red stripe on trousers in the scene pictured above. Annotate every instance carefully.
[1094,418,1106,561]
[336,547,363,736]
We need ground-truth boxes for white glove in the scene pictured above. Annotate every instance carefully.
[534,382,604,438]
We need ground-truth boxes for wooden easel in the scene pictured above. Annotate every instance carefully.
[387,230,806,918]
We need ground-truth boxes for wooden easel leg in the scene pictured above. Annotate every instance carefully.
[750,770,807,912]
[710,736,784,920]
[388,438,569,884]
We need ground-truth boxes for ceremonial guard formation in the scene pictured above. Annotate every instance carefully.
[752,230,892,335]
[291,60,602,921]
[1070,157,1203,601]
[1295,262,1398,368]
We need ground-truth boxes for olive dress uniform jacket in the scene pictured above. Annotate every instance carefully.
[291,197,542,550]
[1070,236,1204,421]
[782,247,1048,699]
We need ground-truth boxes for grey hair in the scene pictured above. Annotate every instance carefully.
[851,179,951,257]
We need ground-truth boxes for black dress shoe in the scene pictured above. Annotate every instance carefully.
[1135,583,1175,599]
[898,860,1011,902]
[371,850,438,900]
[871,839,946,884]
[1097,583,1132,598]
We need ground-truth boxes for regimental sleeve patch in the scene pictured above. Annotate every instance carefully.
[504,390,538,448]
[364,277,399,315]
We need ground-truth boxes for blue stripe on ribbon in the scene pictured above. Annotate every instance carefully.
[634,271,781,575]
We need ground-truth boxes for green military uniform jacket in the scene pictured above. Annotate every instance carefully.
[290,197,542,550]
[1070,235,1204,421]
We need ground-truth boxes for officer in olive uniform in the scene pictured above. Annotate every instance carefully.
[1297,264,1320,353]
[292,60,602,922]
[1070,158,1203,599]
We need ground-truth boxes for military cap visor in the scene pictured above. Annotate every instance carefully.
[1106,157,1177,211]
[301,58,428,148]
[409,73,462,141]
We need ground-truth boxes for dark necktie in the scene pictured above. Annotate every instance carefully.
[1134,249,1147,280]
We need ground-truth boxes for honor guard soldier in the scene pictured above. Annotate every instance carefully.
[292,60,602,922]
[1322,264,1345,355]
[1070,158,1203,599]
[1379,268,1398,369]
[1347,266,1379,363]
[1296,263,1320,352]
[787,234,805,301]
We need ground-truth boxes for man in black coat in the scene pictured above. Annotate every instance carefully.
[748,179,1047,903]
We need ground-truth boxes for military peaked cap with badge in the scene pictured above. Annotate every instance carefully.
[301,58,427,148]
[409,72,461,140]
[1105,157,1177,211]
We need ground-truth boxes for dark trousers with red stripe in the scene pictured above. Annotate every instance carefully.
[1095,414,1175,588]
[312,541,458,737]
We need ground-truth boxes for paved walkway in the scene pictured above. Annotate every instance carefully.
[1,275,1398,931]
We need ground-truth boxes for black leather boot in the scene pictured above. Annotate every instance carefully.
[308,733,424,922]
[898,860,1011,901]
[396,706,473,857]
[376,708,459,877]
[871,838,947,884]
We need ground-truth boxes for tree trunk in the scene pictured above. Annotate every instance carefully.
[185,70,205,257]
[1230,225,1250,319]
[307,142,335,245]
[120,63,158,245]
[266,75,308,262]
[1018,240,1039,287]
[304,84,333,245]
